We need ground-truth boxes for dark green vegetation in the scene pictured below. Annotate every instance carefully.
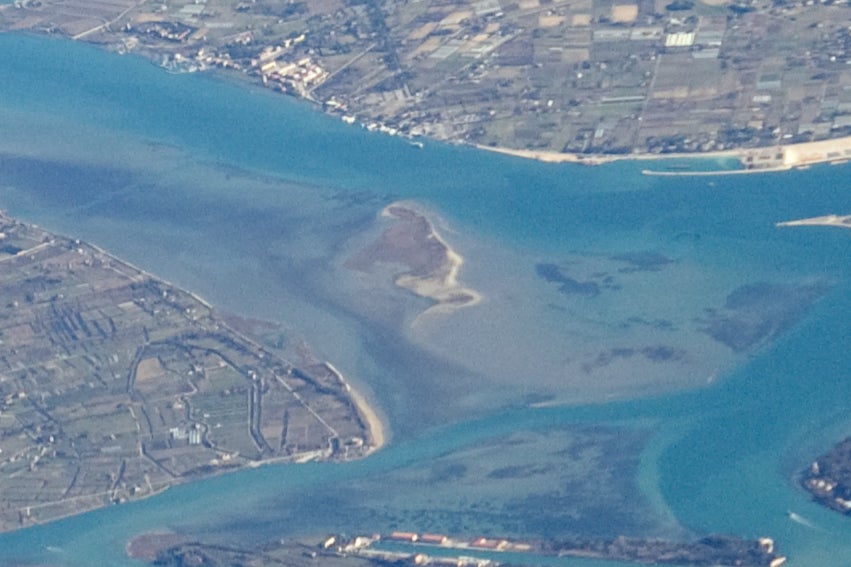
[0,211,372,532]
[700,281,832,352]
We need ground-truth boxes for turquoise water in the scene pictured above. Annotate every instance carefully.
[0,32,850,566]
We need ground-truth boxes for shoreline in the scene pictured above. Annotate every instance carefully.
[324,362,387,452]
[7,212,390,457]
[476,135,851,174]
[9,27,851,176]
[475,143,740,166]
[89,234,390,454]
[6,27,851,176]
[142,46,851,176]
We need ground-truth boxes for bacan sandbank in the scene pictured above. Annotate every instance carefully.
[346,202,482,322]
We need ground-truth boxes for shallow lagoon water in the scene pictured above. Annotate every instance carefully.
[0,32,850,566]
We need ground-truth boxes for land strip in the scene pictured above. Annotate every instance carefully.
[132,530,788,567]
[9,0,851,170]
[0,210,379,532]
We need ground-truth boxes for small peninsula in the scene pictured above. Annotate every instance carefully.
[0,210,381,532]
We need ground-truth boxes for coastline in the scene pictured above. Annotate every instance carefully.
[475,136,851,174]
[6,20,851,177]
[8,25,851,176]
[325,362,387,452]
[90,234,390,453]
[475,143,737,166]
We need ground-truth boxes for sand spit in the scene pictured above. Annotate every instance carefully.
[776,214,851,230]
[325,362,386,452]
[347,203,481,321]
[475,144,628,165]
[289,340,387,453]
[477,134,851,174]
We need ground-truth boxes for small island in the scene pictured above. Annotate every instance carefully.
[346,203,481,321]
[802,437,851,516]
[0,210,382,532]
[776,214,851,230]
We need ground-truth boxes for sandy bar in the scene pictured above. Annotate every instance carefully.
[776,214,851,230]
[348,202,482,322]
[381,203,482,321]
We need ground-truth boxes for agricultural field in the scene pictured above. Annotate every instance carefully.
[4,0,851,159]
[0,211,372,532]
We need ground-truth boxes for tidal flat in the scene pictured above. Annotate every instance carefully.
[172,426,672,545]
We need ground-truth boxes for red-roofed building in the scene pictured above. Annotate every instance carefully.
[389,532,419,542]
[420,534,448,545]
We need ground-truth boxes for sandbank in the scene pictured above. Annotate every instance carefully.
[776,214,851,230]
[348,202,482,321]
[126,531,185,561]
[383,203,482,320]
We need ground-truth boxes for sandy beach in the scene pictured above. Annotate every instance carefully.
[475,143,741,167]
[325,362,386,452]
[476,133,851,174]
